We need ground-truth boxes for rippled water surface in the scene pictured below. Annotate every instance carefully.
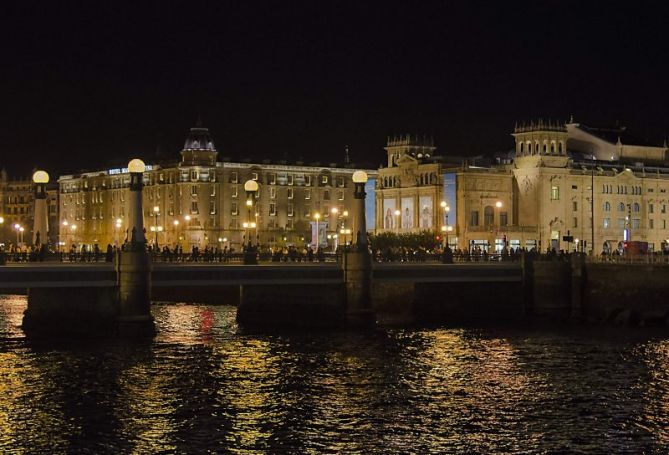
[1,295,668,453]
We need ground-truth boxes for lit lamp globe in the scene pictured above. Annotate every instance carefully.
[32,170,50,184]
[352,170,368,184]
[244,180,259,193]
[127,158,146,174]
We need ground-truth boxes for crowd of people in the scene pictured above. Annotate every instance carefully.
[8,240,659,265]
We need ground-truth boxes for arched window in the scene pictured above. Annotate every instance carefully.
[520,142,524,153]
[550,143,555,154]
[633,202,640,212]
[604,201,611,211]
[484,206,494,226]
[558,142,563,154]
[618,202,625,211]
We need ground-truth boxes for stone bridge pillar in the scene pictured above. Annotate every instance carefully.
[118,159,155,337]
[343,171,375,327]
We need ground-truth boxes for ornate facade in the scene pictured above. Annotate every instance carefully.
[376,120,669,254]
[57,124,377,251]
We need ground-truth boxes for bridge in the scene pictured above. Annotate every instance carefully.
[0,262,522,289]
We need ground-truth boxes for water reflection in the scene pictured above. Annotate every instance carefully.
[0,295,668,453]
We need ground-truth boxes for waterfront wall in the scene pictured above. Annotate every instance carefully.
[528,256,669,326]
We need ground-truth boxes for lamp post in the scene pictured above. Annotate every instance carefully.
[440,201,451,246]
[32,170,49,247]
[172,219,179,247]
[61,220,68,249]
[314,212,321,251]
[14,223,21,246]
[115,218,122,246]
[244,180,259,249]
[0,216,4,248]
[152,206,160,248]
[495,200,503,253]
[394,209,401,233]
[331,207,339,251]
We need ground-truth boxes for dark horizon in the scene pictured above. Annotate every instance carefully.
[3,2,669,177]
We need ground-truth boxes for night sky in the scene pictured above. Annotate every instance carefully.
[3,2,669,177]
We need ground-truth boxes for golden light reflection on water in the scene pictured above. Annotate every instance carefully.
[0,300,668,453]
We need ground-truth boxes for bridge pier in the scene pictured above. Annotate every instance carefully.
[344,170,376,327]
[117,250,155,337]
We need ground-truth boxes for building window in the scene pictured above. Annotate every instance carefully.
[269,203,276,216]
[618,202,625,212]
[232,186,238,198]
[286,219,294,230]
[500,212,508,227]
[231,202,238,215]
[270,187,276,199]
[618,218,626,229]
[483,206,493,226]
[288,203,294,216]
[210,185,216,196]
[305,189,311,200]
[572,201,578,211]
[323,190,330,200]
[470,210,479,227]
[572,185,578,190]
[338,190,344,201]
[649,219,654,229]
[603,218,610,229]
[287,174,294,186]
[633,202,640,212]
[190,170,198,181]
[662,205,667,214]
[287,188,294,199]
[338,176,345,187]
[573,217,578,228]
[191,185,198,196]
[191,202,198,214]
[632,219,640,229]
[210,203,216,215]
[305,175,312,186]
[649,204,654,214]
[269,173,276,185]
[550,186,559,200]
[321,175,328,185]
[604,201,610,212]
[231,171,239,183]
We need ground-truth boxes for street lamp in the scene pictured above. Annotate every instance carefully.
[14,223,21,246]
[244,180,259,248]
[495,201,503,252]
[314,212,321,250]
[394,209,401,233]
[114,218,122,245]
[153,206,160,248]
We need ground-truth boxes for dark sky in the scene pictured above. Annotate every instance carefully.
[3,1,669,176]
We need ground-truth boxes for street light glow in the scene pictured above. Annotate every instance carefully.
[496,201,503,208]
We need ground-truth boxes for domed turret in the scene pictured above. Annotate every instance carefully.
[180,121,218,166]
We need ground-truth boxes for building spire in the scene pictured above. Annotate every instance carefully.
[344,145,351,164]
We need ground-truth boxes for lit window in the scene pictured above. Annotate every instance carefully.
[550,186,559,200]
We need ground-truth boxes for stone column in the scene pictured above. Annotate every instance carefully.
[32,170,49,247]
[343,171,375,327]
[117,159,155,337]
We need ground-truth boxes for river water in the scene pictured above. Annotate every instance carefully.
[0,295,668,454]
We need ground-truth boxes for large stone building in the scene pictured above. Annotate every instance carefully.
[0,170,59,248]
[57,124,377,251]
[376,120,669,254]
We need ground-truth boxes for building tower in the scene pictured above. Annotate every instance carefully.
[384,134,436,168]
[512,119,569,167]
[180,121,218,167]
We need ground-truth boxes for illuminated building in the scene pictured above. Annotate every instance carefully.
[57,123,377,250]
[376,119,669,253]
